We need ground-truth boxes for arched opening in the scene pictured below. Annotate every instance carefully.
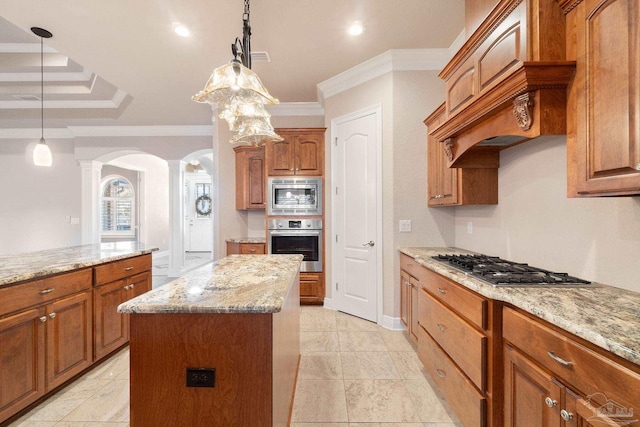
[100,175,135,242]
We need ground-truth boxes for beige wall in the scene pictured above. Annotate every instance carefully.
[454,136,640,293]
[323,70,455,318]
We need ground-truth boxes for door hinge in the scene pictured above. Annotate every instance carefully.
[334,137,338,146]
[335,186,338,195]
[335,234,338,243]
[336,282,339,290]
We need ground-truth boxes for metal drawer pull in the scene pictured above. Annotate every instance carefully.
[437,287,447,294]
[547,351,573,366]
[39,288,55,294]
[124,267,134,271]
[436,323,447,333]
[124,285,130,290]
[545,397,557,408]
[49,312,56,319]
[560,410,573,421]
[39,316,47,323]
[130,283,135,288]
[435,369,446,378]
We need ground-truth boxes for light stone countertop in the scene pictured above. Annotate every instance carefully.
[225,237,266,244]
[399,247,640,367]
[118,254,303,314]
[0,242,157,287]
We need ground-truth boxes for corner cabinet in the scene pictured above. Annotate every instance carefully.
[234,146,266,210]
[565,0,640,196]
[426,104,498,206]
[266,128,325,176]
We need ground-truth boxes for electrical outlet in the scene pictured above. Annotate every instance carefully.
[399,220,412,233]
[70,217,80,225]
[186,368,216,388]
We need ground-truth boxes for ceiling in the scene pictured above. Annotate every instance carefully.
[0,0,464,130]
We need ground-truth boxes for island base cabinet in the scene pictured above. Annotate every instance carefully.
[0,307,46,423]
[129,311,300,427]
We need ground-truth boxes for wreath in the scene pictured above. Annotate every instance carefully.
[195,195,212,216]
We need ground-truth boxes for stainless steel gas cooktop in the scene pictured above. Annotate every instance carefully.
[432,254,592,287]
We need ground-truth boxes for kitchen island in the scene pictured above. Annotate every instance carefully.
[118,254,302,427]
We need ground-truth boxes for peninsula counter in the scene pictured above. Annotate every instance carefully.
[118,254,303,427]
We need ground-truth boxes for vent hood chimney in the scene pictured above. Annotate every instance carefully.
[428,0,575,168]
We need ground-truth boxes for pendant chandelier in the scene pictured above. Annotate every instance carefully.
[31,27,53,166]
[192,0,282,146]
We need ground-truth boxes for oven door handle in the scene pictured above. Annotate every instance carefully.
[269,230,321,236]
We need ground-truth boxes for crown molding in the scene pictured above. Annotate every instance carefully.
[0,125,214,139]
[317,30,465,102]
[0,67,92,83]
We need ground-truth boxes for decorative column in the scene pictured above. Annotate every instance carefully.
[167,160,186,277]
[79,160,102,245]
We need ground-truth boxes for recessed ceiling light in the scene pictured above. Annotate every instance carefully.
[348,21,364,36]
[172,22,191,37]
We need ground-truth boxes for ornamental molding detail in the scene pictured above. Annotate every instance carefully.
[513,92,535,131]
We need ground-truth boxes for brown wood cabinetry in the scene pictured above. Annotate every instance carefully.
[266,128,325,176]
[503,306,640,427]
[565,0,640,196]
[300,272,324,305]
[94,269,151,361]
[399,254,420,343]
[234,146,266,210]
[426,104,498,206]
[226,241,266,255]
[0,269,93,423]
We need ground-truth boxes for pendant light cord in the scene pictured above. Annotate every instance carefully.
[40,36,44,140]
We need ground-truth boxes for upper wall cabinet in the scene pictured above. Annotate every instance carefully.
[234,146,266,210]
[266,128,325,176]
[563,0,640,197]
[428,0,575,169]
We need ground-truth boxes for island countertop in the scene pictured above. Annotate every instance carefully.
[0,242,157,287]
[399,247,640,367]
[118,254,303,314]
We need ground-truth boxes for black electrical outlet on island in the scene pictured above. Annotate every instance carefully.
[186,368,216,387]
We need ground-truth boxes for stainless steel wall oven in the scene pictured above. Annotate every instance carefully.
[267,219,322,272]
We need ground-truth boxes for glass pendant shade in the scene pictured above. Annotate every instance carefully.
[192,60,278,107]
[33,137,52,167]
[219,100,270,131]
[230,115,284,146]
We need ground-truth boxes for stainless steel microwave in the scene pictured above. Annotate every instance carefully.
[268,177,322,216]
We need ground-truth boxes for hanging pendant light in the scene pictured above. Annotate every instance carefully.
[31,27,53,167]
[192,0,282,146]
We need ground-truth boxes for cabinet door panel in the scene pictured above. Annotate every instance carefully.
[300,272,323,304]
[268,139,295,176]
[504,344,562,427]
[94,280,127,361]
[46,291,93,390]
[247,153,265,207]
[296,134,323,175]
[0,307,46,422]
[400,272,410,329]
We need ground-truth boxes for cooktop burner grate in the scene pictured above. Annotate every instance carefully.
[432,254,591,287]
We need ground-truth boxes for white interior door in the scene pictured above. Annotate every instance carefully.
[333,106,381,322]
[184,176,213,252]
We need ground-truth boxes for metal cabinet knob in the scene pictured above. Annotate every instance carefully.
[124,285,130,290]
[435,369,446,378]
[560,409,573,421]
[437,287,447,294]
[39,316,47,323]
[130,283,135,288]
[436,323,447,333]
[49,312,56,319]
[545,397,557,408]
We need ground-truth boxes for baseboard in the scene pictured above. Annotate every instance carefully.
[322,298,334,310]
[153,250,169,260]
[381,315,405,331]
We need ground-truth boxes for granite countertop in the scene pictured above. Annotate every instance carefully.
[399,247,640,367]
[225,237,266,244]
[0,242,157,287]
[118,254,303,314]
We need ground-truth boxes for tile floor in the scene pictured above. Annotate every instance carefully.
[7,307,461,427]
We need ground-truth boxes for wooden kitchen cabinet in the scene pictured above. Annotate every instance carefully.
[565,0,640,197]
[226,241,266,255]
[234,146,266,210]
[300,272,324,305]
[425,104,498,206]
[0,268,93,423]
[503,306,640,427]
[399,255,420,343]
[266,128,325,176]
[93,271,151,361]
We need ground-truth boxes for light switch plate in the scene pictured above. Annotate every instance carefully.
[399,220,412,233]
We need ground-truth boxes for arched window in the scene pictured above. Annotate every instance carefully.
[101,176,135,236]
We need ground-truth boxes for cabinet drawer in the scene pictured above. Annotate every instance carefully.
[418,289,486,391]
[399,254,424,282]
[0,269,92,317]
[94,254,152,286]
[503,307,640,413]
[240,243,265,255]
[417,325,486,427]
[421,267,487,330]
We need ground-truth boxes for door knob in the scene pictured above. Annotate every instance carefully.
[362,241,375,247]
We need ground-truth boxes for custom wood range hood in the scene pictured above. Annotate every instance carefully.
[429,0,576,169]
